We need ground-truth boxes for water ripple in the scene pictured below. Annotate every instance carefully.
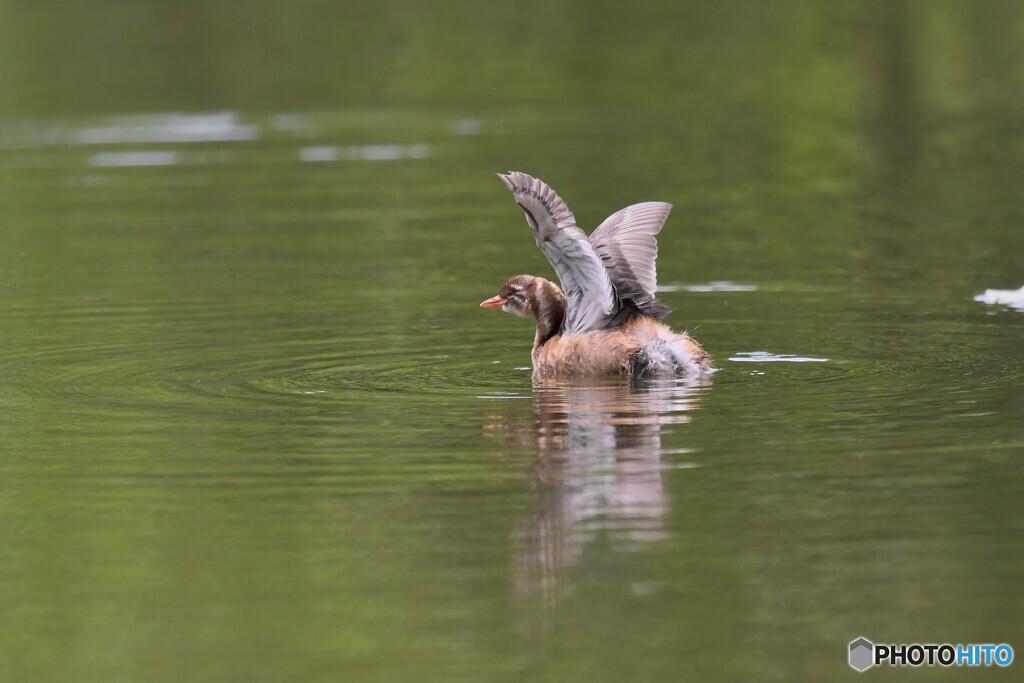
[730,351,829,363]
[0,315,518,420]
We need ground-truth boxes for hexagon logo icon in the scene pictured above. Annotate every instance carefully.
[849,637,875,672]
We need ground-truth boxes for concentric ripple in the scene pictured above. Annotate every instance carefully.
[0,301,522,429]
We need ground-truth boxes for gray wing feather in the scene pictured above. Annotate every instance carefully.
[589,202,674,319]
[498,172,616,332]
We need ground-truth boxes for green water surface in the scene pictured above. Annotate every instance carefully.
[1,2,1023,681]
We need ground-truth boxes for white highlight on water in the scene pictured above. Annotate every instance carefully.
[77,112,259,144]
[659,281,757,293]
[730,351,829,363]
[975,285,1024,309]
[451,118,483,135]
[299,144,430,162]
[90,151,179,167]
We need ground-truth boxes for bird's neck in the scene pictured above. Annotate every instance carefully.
[529,278,565,352]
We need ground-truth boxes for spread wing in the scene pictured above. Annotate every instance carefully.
[589,202,673,319]
[497,172,617,333]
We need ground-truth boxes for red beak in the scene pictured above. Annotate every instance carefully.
[480,295,506,309]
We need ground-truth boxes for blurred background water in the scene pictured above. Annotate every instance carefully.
[1,1,1022,681]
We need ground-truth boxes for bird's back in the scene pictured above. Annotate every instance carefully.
[533,316,711,378]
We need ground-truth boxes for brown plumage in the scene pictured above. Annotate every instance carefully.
[535,313,711,377]
[481,172,712,377]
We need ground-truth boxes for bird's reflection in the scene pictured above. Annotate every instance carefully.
[488,374,710,604]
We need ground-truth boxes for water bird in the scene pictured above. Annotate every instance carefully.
[481,172,712,377]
